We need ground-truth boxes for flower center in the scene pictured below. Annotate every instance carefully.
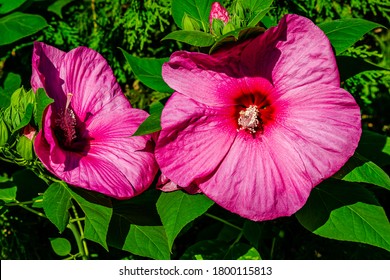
[237,105,261,134]
[55,93,78,149]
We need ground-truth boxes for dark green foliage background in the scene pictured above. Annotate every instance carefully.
[0,0,389,260]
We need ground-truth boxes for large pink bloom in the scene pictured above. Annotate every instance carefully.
[155,14,362,221]
[32,42,158,199]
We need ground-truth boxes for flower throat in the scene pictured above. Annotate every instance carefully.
[55,93,77,149]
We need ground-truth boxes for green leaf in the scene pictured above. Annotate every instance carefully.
[4,87,34,132]
[247,7,272,27]
[182,13,201,31]
[49,237,72,256]
[356,130,390,167]
[121,49,173,93]
[70,188,112,250]
[241,0,273,12]
[171,0,215,31]
[0,0,27,14]
[162,30,215,47]
[236,246,262,260]
[34,88,54,130]
[107,189,161,250]
[16,133,34,160]
[11,103,33,133]
[0,72,21,109]
[0,185,17,203]
[44,182,112,249]
[157,191,214,250]
[43,182,72,232]
[0,115,9,146]
[296,180,390,252]
[241,0,274,27]
[47,0,74,19]
[0,12,48,45]
[123,225,170,259]
[318,18,384,55]
[333,153,390,190]
[336,56,389,82]
[133,101,164,136]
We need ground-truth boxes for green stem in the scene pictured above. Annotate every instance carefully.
[19,204,46,218]
[67,222,88,260]
[6,200,35,206]
[270,237,276,260]
[6,201,46,218]
[205,213,242,231]
[71,205,89,258]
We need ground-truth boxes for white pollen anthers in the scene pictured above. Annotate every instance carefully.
[237,105,260,133]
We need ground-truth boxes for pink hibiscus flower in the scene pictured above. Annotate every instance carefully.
[31,42,158,199]
[209,2,230,25]
[155,14,362,221]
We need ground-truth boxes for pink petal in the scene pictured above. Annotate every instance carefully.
[31,42,66,103]
[155,93,237,187]
[35,105,157,199]
[60,47,123,122]
[32,43,159,199]
[240,14,340,93]
[198,86,361,221]
[162,51,247,106]
[156,173,201,194]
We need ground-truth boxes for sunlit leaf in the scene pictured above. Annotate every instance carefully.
[318,18,384,55]
[0,185,17,203]
[236,246,262,260]
[121,49,173,93]
[296,180,390,252]
[70,188,112,250]
[333,153,390,190]
[0,0,27,14]
[133,101,164,136]
[4,88,34,132]
[157,191,214,250]
[49,237,72,256]
[123,225,170,260]
[43,182,72,232]
[47,0,74,18]
[0,12,48,45]
[171,0,215,31]
[241,0,274,27]
[44,182,112,249]
[162,30,215,47]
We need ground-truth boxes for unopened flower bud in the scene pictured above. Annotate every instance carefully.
[209,2,229,26]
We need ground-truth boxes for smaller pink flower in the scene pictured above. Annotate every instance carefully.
[209,2,229,25]
[31,42,158,199]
